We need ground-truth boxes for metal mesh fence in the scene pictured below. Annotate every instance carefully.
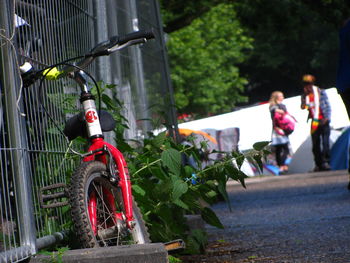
[0,0,175,262]
[15,0,96,241]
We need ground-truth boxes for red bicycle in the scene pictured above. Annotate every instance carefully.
[20,30,155,248]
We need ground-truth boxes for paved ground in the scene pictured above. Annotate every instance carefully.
[181,170,350,263]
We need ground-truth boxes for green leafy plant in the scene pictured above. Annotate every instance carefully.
[39,246,69,263]
[169,255,183,263]
[97,83,270,254]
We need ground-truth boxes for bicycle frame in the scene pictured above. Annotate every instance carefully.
[74,70,135,229]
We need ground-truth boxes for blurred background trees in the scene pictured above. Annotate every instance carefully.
[159,0,350,118]
[166,3,252,116]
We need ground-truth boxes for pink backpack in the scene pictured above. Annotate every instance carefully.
[273,112,296,136]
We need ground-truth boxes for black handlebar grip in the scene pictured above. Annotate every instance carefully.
[87,29,156,58]
[117,29,156,45]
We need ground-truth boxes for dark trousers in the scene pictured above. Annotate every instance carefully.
[311,122,330,168]
[275,143,289,166]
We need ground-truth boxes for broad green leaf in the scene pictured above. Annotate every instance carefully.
[201,207,224,229]
[101,94,116,110]
[253,141,270,151]
[155,204,173,223]
[253,154,264,172]
[238,170,247,188]
[171,176,188,200]
[225,164,240,180]
[154,181,172,201]
[148,166,168,181]
[205,190,217,199]
[184,165,195,178]
[217,180,231,211]
[161,148,182,176]
[263,149,272,155]
[173,198,189,210]
[132,185,146,196]
[152,132,167,148]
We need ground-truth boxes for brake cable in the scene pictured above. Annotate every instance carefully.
[36,62,102,155]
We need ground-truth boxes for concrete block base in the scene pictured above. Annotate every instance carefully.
[29,243,168,263]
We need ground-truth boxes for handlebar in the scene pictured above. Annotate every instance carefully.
[86,29,156,57]
[118,30,156,46]
[20,29,156,87]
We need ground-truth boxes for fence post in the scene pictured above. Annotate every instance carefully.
[0,0,37,255]
[129,0,152,135]
[151,0,179,141]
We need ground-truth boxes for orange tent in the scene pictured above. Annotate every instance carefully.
[178,128,217,144]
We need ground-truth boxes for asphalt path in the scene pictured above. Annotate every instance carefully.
[182,170,350,263]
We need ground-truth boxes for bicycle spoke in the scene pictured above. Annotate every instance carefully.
[87,179,124,246]
[91,181,114,220]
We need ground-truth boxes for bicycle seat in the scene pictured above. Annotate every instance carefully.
[63,110,116,140]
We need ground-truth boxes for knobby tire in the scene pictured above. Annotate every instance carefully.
[68,161,150,248]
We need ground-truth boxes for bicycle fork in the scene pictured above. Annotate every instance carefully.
[83,138,134,229]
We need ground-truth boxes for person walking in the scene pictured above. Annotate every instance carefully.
[269,91,290,174]
[301,74,331,171]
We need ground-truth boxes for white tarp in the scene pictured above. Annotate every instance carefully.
[178,88,349,174]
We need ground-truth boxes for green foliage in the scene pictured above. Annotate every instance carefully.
[184,229,208,255]
[169,255,183,263]
[39,246,70,263]
[167,3,253,117]
[96,84,269,254]
[126,133,214,253]
[120,133,267,253]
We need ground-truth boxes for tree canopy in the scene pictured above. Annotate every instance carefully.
[167,3,252,116]
[232,0,349,103]
[159,0,350,117]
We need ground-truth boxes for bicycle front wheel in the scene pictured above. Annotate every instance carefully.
[68,161,150,248]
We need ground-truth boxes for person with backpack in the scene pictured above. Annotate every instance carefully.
[269,91,291,174]
[301,74,331,171]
